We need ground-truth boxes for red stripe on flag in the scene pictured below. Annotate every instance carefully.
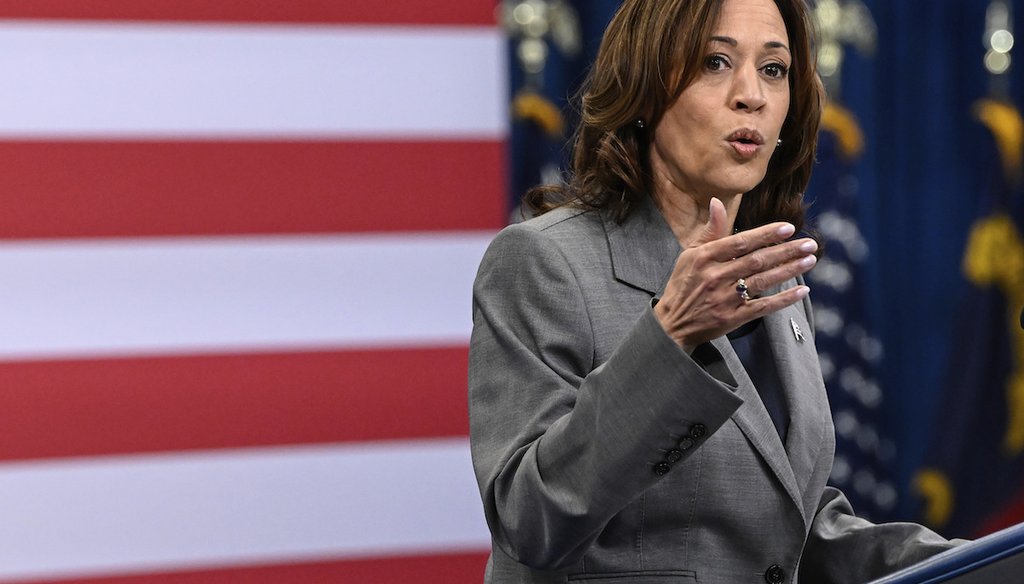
[4,551,490,584]
[0,347,470,462]
[0,140,505,239]
[0,1,495,26]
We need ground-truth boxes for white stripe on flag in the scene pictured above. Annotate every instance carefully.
[0,439,489,581]
[0,21,506,138]
[0,232,494,360]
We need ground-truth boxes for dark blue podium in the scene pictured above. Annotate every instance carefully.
[868,523,1024,583]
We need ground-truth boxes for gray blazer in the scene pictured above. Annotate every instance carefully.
[468,197,956,584]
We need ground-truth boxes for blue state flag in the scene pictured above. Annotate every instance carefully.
[913,99,1024,538]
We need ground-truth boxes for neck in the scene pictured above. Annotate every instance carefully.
[648,144,743,245]
[650,182,742,247]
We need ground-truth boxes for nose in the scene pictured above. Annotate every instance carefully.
[731,66,767,112]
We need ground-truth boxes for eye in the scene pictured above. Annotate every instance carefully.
[704,54,730,72]
[762,62,790,79]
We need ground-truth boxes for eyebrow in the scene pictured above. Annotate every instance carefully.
[709,36,791,54]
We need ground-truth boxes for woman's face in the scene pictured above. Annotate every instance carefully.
[650,0,791,201]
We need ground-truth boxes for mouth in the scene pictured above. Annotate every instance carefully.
[726,128,765,158]
[726,128,765,145]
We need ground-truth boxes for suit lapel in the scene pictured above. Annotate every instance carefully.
[713,335,807,524]
[762,298,828,520]
[603,196,680,295]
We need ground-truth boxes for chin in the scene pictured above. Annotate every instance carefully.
[713,167,769,196]
[706,179,765,198]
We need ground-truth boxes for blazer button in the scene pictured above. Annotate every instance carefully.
[653,462,671,476]
[678,437,695,450]
[689,423,707,439]
[764,564,785,584]
[665,449,683,463]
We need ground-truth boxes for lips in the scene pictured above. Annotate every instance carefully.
[726,128,765,158]
[726,128,765,145]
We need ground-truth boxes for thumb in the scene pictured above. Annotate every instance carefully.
[691,197,730,246]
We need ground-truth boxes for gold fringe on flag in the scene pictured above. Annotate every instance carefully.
[962,213,1024,455]
[820,102,865,160]
[913,469,955,528]
[973,99,1024,184]
[512,91,565,138]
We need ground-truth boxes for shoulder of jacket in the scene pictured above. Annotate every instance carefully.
[484,206,605,276]
[513,206,603,238]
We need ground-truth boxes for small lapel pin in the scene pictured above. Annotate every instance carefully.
[790,318,805,342]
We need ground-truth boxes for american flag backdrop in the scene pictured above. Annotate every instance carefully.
[0,2,501,582]
[804,108,896,523]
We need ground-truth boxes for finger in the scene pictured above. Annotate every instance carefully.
[744,253,817,297]
[726,238,817,286]
[739,284,811,318]
[689,197,731,247]
[703,221,796,262]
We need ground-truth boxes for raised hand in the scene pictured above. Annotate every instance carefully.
[653,197,817,351]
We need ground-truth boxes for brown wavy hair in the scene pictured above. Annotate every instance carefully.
[525,0,824,233]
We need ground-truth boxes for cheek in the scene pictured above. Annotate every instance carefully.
[777,93,792,130]
[680,100,715,129]
[654,111,698,152]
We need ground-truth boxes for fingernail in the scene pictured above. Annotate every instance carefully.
[777,223,795,237]
[799,239,818,253]
[799,255,817,268]
[795,286,810,298]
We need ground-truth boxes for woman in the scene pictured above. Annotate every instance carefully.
[469,0,957,582]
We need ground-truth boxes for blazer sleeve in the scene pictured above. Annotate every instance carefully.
[799,487,964,582]
[468,222,743,570]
